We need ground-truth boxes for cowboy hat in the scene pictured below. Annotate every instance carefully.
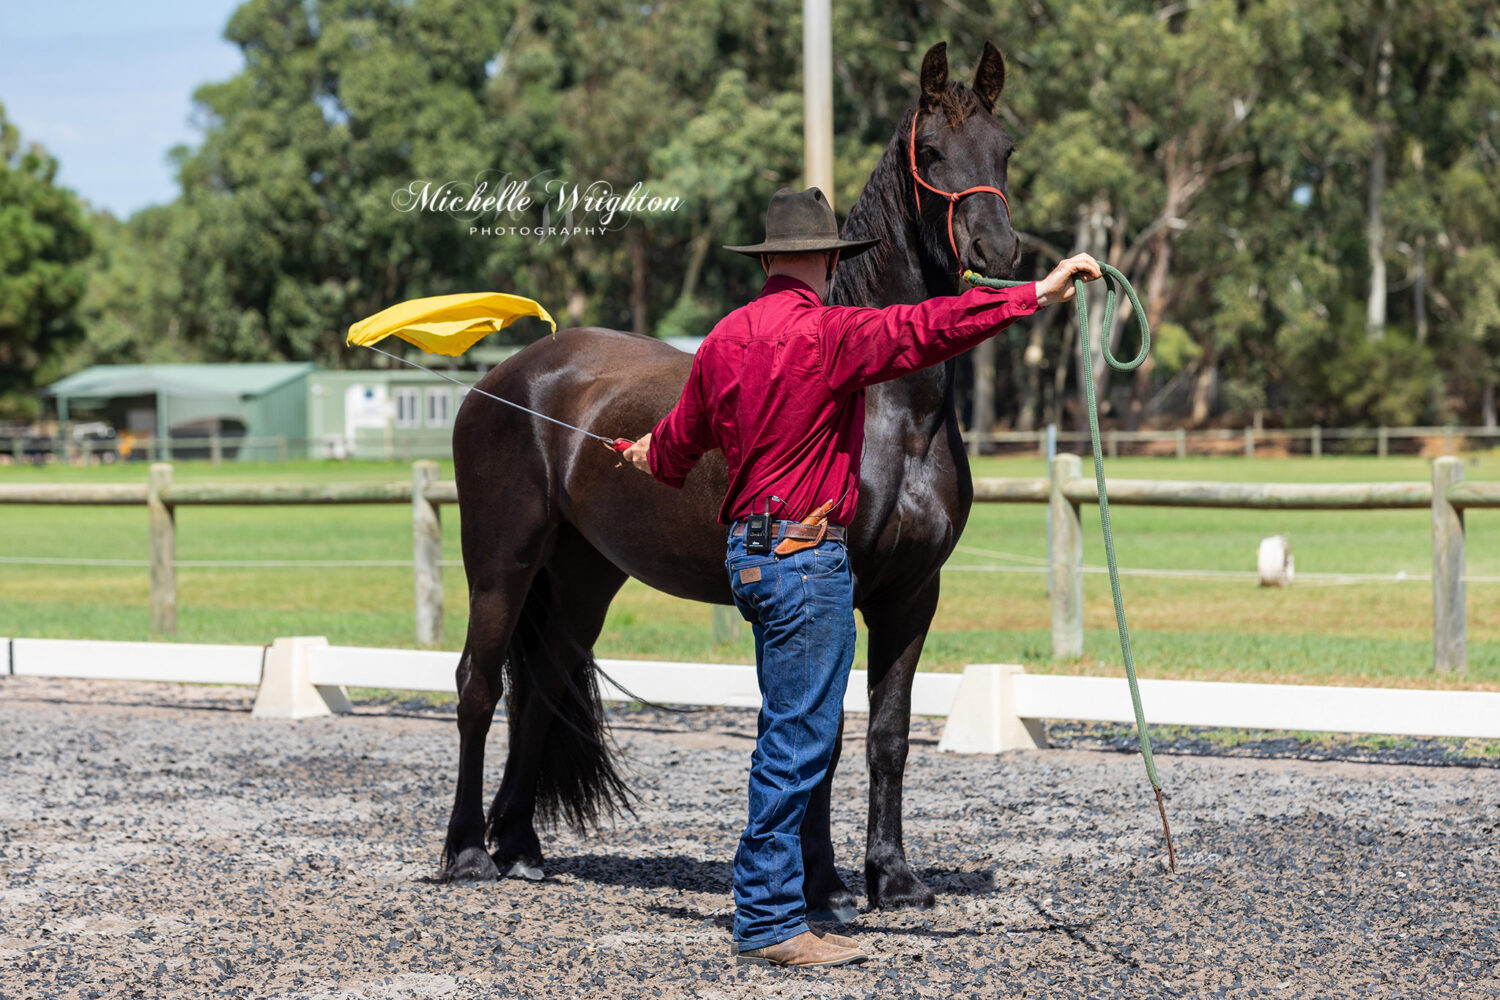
[723,187,880,258]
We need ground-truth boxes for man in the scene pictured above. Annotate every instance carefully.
[624,187,1100,968]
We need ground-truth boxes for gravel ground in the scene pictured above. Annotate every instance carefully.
[2,675,1498,1000]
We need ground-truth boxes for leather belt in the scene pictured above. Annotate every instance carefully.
[731,520,846,543]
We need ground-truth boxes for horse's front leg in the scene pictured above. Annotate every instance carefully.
[800,710,858,922]
[860,583,940,909]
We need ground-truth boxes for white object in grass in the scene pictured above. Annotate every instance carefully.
[1258,535,1294,587]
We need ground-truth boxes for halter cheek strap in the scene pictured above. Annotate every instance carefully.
[908,112,1012,270]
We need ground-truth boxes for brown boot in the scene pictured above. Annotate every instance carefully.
[734,930,868,968]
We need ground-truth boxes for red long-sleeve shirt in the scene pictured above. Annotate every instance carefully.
[648,274,1040,525]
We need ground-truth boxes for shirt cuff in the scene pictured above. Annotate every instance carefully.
[966,279,1039,315]
[646,417,687,488]
[1013,280,1040,313]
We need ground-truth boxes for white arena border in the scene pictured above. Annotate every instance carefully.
[6,636,1500,752]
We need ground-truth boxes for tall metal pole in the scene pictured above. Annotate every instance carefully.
[802,0,835,208]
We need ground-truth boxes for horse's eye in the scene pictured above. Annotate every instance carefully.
[919,145,942,163]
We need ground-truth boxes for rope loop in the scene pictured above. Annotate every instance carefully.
[963,262,1150,373]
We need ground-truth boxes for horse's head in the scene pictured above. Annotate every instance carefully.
[909,41,1020,279]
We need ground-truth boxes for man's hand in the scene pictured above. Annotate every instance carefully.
[623,432,652,473]
[1035,253,1103,307]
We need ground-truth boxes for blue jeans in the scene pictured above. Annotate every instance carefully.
[724,528,857,950]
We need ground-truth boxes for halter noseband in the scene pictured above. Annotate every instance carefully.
[908,111,1012,270]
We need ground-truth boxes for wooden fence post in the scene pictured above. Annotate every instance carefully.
[1175,428,1186,459]
[1432,456,1466,674]
[1311,425,1322,458]
[148,463,176,636]
[412,460,444,648]
[210,434,222,467]
[1244,427,1255,458]
[1049,453,1083,659]
[1378,426,1389,458]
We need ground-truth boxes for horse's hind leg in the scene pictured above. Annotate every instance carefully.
[442,501,554,880]
[443,569,539,880]
[487,527,628,878]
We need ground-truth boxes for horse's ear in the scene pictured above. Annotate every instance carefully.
[973,41,1006,113]
[920,42,949,102]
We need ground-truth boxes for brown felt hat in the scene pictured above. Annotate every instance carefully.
[723,187,881,258]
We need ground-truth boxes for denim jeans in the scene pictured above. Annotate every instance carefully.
[724,527,857,950]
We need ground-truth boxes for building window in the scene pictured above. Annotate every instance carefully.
[394,388,420,428]
[426,388,452,427]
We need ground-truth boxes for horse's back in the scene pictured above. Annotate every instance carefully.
[453,326,692,464]
[488,326,691,400]
[451,326,732,602]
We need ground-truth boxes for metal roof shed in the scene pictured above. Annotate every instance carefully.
[44,363,317,458]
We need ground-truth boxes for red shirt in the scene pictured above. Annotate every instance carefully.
[648,274,1040,525]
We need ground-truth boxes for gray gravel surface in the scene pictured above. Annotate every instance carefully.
[2,675,1498,999]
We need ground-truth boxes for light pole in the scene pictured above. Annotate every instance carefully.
[802,0,834,207]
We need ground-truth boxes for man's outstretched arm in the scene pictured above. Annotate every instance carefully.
[818,253,1103,394]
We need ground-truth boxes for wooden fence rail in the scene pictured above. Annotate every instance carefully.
[0,458,1490,670]
[1058,477,1434,510]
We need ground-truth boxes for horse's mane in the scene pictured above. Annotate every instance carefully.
[832,82,988,308]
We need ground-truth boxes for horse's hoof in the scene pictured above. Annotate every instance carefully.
[504,860,545,881]
[807,903,860,924]
[446,846,500,881]
[806,883,861,925]
[868,871,936,911]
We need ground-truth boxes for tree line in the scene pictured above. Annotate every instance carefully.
[2,0,1497,433]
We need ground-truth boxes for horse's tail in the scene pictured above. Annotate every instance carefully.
[492,566,634,835]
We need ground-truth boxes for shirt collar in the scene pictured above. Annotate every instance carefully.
[757,274,823,304]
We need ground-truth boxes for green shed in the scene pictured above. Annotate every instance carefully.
[45,363,316,461]
[44,362,488,461]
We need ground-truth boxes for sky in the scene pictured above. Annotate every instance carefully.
[0,0,246,218]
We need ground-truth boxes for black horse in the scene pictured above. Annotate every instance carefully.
[443,41,1021,916]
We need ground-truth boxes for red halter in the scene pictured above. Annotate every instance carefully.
[908,112,1011,269]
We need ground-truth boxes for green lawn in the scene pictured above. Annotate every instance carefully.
[2,453,1498,690]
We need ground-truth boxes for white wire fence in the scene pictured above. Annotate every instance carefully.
[7,549,1500,587]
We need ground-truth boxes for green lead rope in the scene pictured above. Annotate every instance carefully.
[963,263,1177,872]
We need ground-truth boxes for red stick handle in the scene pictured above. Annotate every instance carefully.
[611,438,634,452]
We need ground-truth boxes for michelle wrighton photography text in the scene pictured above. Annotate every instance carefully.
[391,173,683,241]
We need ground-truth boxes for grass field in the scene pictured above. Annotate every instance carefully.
[3,452,1499,691]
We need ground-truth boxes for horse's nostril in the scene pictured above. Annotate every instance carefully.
[971,238,989,270]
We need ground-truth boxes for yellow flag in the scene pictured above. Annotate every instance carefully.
[346,292,557,357]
